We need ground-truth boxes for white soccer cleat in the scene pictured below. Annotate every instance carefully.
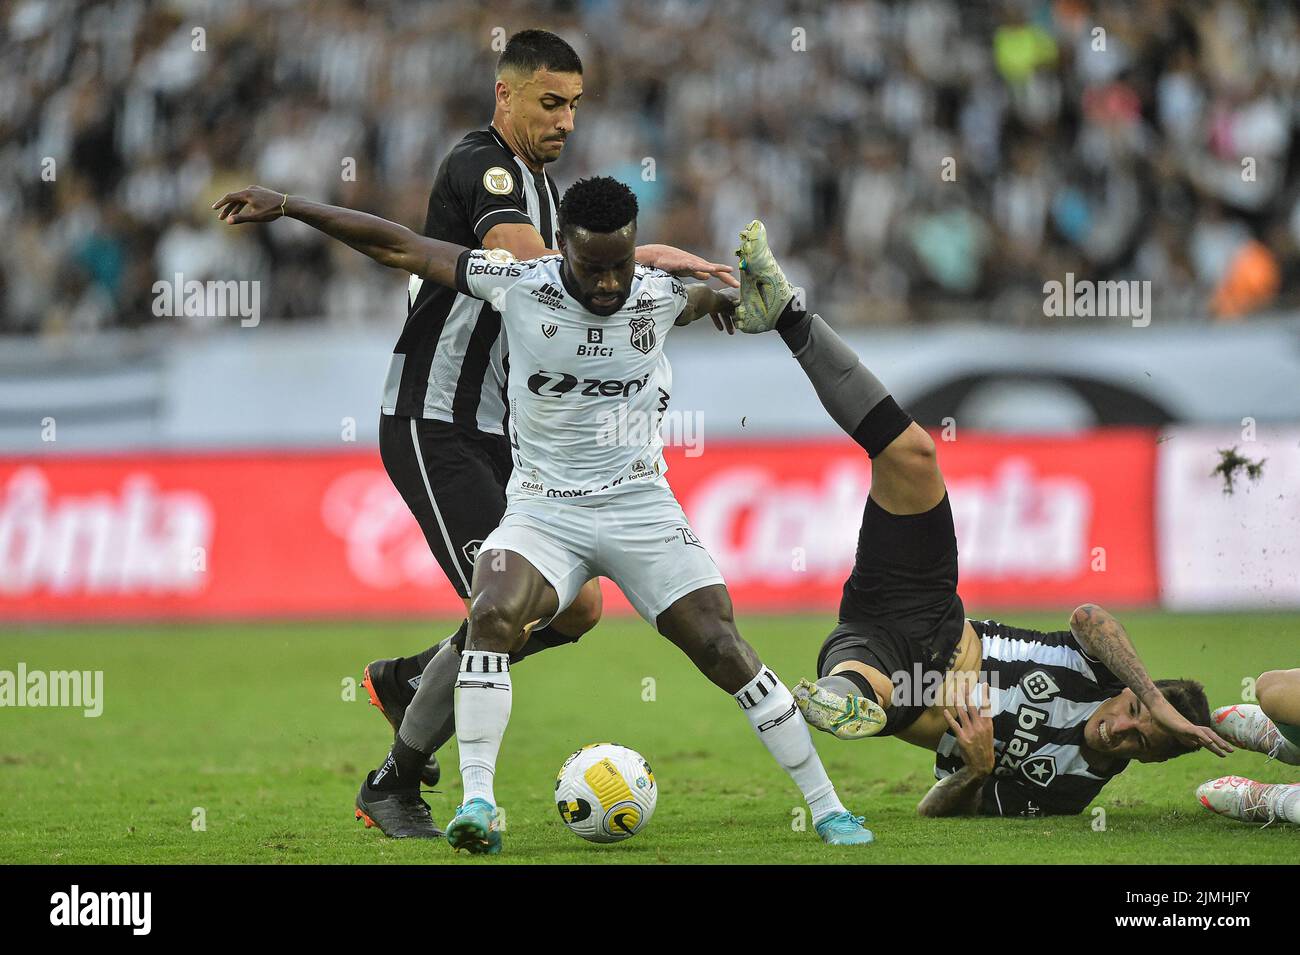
[793,678,887,740]
[1211,704,1300,765]
[1196,775,1299,825]
[734,219,802,333]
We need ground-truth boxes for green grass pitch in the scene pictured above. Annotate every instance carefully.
[1,612,1296,864]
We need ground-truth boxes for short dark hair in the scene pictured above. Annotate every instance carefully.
[1154,678,1211,757]
[497,29,582,77]
[558,176,638,236]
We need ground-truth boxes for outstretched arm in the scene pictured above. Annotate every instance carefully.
[212,186,466,287]
[481,224,735,288]
[638,244,739,288]
[1069,604,1232,756]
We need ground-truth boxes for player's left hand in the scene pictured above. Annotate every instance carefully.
[639,244,741,288]
[1148,695,1234,757]
[709,287,738,334]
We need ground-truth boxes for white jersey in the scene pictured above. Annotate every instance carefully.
[455,249,688,502]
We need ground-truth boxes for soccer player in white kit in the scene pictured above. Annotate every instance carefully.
[213,177,874,853]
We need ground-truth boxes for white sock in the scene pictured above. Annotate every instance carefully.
[735,666,847,824]
[454,650,512,806]
[1272,784,1300,824]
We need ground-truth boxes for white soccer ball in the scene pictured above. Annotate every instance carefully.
[554,743,657,844]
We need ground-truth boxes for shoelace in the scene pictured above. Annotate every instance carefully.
[385,791,434,825]
[820,811,866,829]
[1240,781,1278,828]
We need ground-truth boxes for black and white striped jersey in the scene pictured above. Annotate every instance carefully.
[934,619,1130,817]
[381,126,560,433]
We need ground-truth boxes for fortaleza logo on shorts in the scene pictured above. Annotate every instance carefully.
[1042,272,1151,328]
[152,272,260,327]
[49,885,150,935]
[0,663,104,717]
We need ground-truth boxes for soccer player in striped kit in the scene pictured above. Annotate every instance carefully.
[727,219,1234,818]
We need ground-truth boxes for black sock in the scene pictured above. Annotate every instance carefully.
[776,300,812,351]
[370,737,431,792]
[394,620,468,688]
[511,622,582,663]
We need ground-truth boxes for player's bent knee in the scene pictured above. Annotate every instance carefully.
[893,423,937,473]
[1255,669,1292,708]
[467,599,528,652]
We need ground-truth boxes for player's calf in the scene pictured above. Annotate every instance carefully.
[733,221,942,514]
[656,586,874,845]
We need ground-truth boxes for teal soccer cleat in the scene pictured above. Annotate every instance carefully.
[446,797,502,855]
[815,811,875,846]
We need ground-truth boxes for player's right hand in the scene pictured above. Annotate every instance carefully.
[1150,696,1234,757]
[944,683,995,777]
[212,185,287,224]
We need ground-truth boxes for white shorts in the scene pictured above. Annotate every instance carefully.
[480,479,726,627]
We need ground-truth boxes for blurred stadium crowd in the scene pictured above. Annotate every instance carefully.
[3,0,1300,334]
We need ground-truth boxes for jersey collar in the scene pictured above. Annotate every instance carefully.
[487,124,515,157]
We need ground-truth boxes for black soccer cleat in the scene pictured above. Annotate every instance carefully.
[361,658,441,787]
[354,772,443,839]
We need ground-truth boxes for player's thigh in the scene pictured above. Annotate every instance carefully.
[598,484,725,629]
[839,492,964,650]
[379,414,506,600]
[477,502,595,638]
[550,578,604,637]
[467,545,561,652]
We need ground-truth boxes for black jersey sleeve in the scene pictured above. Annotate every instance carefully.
[447,139,533,243]
[1064,631,1126,696]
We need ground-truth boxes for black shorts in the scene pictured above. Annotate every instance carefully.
[815,493,966,737]
[379,413,513,599]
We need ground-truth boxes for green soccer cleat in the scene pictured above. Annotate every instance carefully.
[734,219,802,333]
[815,811,875,846]
[793,678,887,739]
[445,798,501,855]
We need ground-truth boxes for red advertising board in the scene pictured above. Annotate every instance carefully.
[0,431,1157,623]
